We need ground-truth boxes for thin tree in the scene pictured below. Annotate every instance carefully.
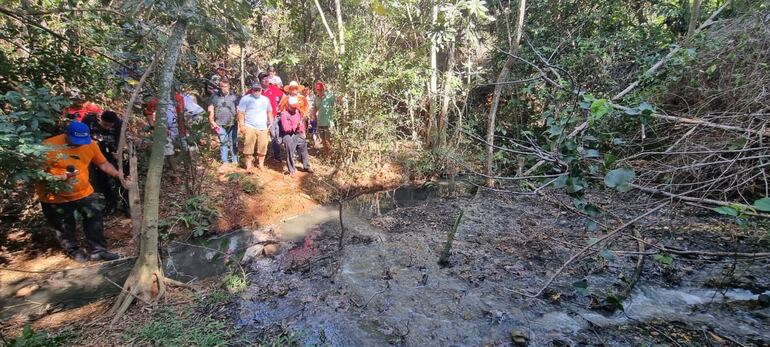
[334,0,344,55]
[484,0,526,187]
[428,2,439,147]
[110,0,195,321]
[686,0,702,39]
[313,0,339,54]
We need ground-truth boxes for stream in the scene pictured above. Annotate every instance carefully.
[233,184,770,346]
[2,182,769,346]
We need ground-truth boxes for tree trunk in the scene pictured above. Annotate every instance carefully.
[428,2,439,147]
[485,0,526,187]
[239,43,246,94]
[313,0,339,54]
[110,2,193,321]
[687,0,702,39]
[438,42,456,149]
[334,0,344,55]
[127,142,142,252]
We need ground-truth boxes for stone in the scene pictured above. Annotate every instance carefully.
[511,329,529,346]
[241,244,265,264]
[263,243,281,258]
[15,284,40,298]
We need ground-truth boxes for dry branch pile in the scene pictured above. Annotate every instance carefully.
[621,14,770,204]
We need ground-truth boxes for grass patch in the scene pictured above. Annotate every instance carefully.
[224,272,248,293]
[5,325,77,347]
[129,308,234,347]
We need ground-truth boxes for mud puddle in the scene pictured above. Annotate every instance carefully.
[234,187,770,346]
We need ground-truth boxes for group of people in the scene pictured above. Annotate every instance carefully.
[207,68,336,174]
[37,65,336,262]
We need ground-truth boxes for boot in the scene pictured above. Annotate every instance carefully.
[245,157,255,173]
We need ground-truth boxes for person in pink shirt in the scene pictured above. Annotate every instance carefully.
[278,97,312,175]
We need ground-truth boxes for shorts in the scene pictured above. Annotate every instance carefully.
[243,126,269,156]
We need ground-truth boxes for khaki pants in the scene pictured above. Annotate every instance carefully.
[243,126,269,158]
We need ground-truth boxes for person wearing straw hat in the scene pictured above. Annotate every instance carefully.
[278,96,313,175]
[278,81,310,116]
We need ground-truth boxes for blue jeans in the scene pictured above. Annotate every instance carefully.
[217,125,238,164]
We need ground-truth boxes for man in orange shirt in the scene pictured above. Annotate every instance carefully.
[38,122,127,262]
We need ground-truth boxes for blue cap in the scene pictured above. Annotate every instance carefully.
[66,122,91,145]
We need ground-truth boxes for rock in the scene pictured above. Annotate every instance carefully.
[758,293,769,307]
[205,250,217,261]
[241,244,265,264]
[510,329,529,346]
[263,243,281,258]
[15,284,40,298]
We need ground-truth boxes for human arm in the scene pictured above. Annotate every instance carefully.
[237,110,245,135]
[96,161,130,187]
[207,104,218,130]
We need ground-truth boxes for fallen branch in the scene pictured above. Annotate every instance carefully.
[438,211,464,267]
[509,202,669,298]
[629,183,770,218]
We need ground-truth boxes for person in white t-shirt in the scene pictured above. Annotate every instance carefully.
[237,83,273,172]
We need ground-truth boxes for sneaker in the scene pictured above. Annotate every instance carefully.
[304,167,314,174]
[90,250,120,261]
[69,250,88,263]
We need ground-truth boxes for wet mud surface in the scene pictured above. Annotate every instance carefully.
[233,187,770,346]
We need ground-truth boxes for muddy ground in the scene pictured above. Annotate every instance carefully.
[233,186,770,346]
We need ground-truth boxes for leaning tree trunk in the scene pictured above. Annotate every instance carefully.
[484,0,526,187]
[110,4,193,322]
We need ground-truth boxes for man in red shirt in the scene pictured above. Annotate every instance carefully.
[62,87,103,122]
[258,72,285,161]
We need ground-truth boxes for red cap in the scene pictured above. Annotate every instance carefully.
[314,82,325,90]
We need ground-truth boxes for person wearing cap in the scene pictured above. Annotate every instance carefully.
[62,87,103,123]
[278,96,313,174]
[258,72,285,161]
[237,82,273,171]
[312,81,336,155]
[37,122,128,262]
[208,63,229,95]
[208,79,240,168]
[268,66,283,87]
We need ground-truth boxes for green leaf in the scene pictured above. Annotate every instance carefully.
[752,198,770,212]
[712,206,738,217]
[604,167,636,192]
[573,279,589,296]
[653,253,674,267]
[638,102,654,116]
[605,294,624,311]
